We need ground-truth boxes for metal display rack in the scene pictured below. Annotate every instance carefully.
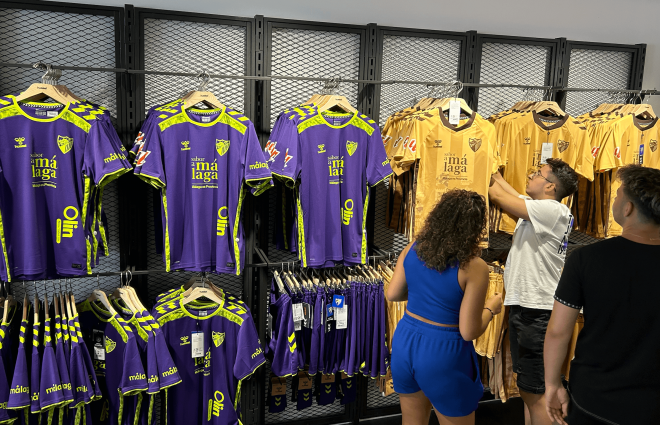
[0,1,650,424]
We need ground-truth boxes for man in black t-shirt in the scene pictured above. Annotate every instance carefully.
[544,165,660,425]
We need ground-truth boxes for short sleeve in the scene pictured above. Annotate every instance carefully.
[554,249,584,309]
[241,124,272,194]
[133,124,166,189]
[234,315,266,381]
[268,119,301,184]
[525,199,565,240]
[366,128,393,186]
[119,334,148,394]
[573,128,594,181]
[595,126,618,172]
[0,356,14,423]
[82,122,132,188]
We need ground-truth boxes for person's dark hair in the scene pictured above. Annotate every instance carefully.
[617,164,660,225]
[415,189,487,272]
[546,158,579,200]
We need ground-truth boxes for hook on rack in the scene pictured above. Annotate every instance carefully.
[195,71,211,91]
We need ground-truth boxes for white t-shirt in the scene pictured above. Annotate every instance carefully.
[503,197,574,310]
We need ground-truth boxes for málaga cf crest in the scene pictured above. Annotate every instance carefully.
[212,331,225,348]
[216,139,230,156]
[346,140,358,157]
[57,135,73,154]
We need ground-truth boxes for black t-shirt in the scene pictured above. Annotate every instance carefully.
[555,237,660,425]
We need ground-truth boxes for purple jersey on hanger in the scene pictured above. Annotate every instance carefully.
[0,96,131,281]
[29,319,41,415]
[268,111,391,267]
[153,298,266,425]
[39,316,71,412]
[67,314,94,409]
[267,285,298,377]
[133,104,272,275]
[77,301,148,425]
[7,319,30,415]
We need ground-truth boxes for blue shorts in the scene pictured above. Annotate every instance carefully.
[391,314,483,417]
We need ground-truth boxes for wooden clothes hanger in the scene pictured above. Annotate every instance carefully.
[86,275,117,316]
[180,276,224,306]
[181,72,225,110]
[15,63,79,105]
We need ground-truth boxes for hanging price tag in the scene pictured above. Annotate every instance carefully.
[540,142,553,165]
[191,332,204,358]
[326,303,334,319]
[92,330,105,361]
[336,305,348,330]
[321,374,336,383]
[332,295,345,309]
[297,372,312,390]
[292,303,303,322]
[448,100,461,125]
[294,320,301,331]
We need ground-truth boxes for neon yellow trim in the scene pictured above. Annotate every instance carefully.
[299,110,359,134]
[81,177,93,275]
[180,106,225,127]
[0,203,12,282]
[349,116,376,136]
[132,393,142,425]
[97,187,109,256]
[97,167,130,189]
[158,113,187,132]
[148,395,154,425]
[219,112,247,135]
[371,172,393,187]
[271,172,296,188]
[232,186,246,275]
[117,390,124,425]
[165,389,168,425]
[135,173,166,190]
[234,358,267,411]
[0,105,21,121]
[296,192,307,267]
[157,378,182,391]
[91,188,99,261]
[162,190,171,271]
[362,185,369,264]
[12,98,72,124]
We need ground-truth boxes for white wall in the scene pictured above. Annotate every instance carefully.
[55,0,660,109]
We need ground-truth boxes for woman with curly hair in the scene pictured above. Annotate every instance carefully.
[387,189,502,425]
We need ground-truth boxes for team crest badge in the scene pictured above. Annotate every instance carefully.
[558,140,570,153]
[105,337,116,354]
[469,138,482,152]
[346,140,358,157]
[216,139,230,156]
[650,140,657,152]
[212,331,225,348]
[57,136,73,154]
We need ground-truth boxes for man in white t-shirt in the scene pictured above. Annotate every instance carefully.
[488,158,578,425]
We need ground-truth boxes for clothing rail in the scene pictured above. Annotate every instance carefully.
[6,61,657,94]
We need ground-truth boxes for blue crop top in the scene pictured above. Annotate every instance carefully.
[404,243,464,325]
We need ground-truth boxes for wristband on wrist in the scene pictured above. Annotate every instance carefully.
[484,307,494,321]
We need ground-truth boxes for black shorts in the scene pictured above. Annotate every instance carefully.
[508,305,552,395]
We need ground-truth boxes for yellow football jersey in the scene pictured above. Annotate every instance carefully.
[497,112,593,233]
[414,112,499,246]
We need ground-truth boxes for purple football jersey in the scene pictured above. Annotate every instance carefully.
[77,301,148,425]
[133,105,272,275]
[30,320,41,415]
[0,96,132,280]
[267,287,298,377]
[53,314,75,417]
[154,299,265,425]
[308,287,325,376]
[7,319,30,413]
[69,314,99,405]
[39,316,71,411]
[268,111,391,267]
[0,355,16,424]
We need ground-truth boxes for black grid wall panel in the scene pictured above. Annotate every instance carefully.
[378,34,462,124]
[564,49,632,116]
[268,27,362,129]
[140,16,249,302]
[373,32,463,256]
[0,6,122,299]
[477,43,551,117]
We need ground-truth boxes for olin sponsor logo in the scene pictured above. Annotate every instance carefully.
[56,206,79,244]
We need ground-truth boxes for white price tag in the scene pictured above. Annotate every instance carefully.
[335,305,348,330]
[94,345,105,361]
[448,100,461,125]
[292,303,303,322]
[294,320,302,331]
[47,110,59,118]
[191,332,204,358]
[540,142,553,165]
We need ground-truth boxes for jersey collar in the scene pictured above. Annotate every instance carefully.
[181,104,227,127]
[439,110,476,132]
[319,109,359,129]
[633,115,659,132]
[13,97,71,122]
[532,111,569,131]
